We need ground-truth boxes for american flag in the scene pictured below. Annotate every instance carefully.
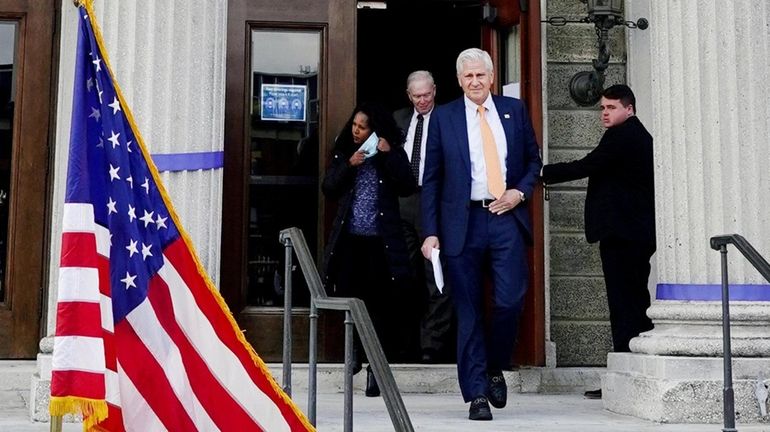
[49,3,314,431]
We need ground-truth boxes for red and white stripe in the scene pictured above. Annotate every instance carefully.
[53,203,311,431]
[53,203,109,402]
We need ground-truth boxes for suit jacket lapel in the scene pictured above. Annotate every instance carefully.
[450,98,471,174]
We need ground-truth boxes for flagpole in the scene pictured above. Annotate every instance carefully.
[50,415,63,432]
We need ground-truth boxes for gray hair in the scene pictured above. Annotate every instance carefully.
[406,70,434,91]
[455,48,493,75]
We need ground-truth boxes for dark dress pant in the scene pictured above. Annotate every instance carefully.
[599,237,655,353]
[443,207,528,402]
[400,191,454,357]
[334,233,409,361]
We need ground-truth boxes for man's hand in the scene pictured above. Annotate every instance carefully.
[421,236,440,260]
[349,150,366,167]
[488,189,523,215]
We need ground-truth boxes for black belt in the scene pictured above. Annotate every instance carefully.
[469,199,494,208]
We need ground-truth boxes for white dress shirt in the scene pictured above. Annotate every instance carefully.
[464,94,508,200]
[402,108,432,186]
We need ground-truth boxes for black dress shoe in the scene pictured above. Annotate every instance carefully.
[487,371,507,409]
[351,358,362,376]
[468,396,492,421]
[365,366,380,397]
[584,389,602,399]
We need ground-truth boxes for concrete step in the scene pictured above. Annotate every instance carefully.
[266,364,603,395]
[0,361,35,391]
[0,360,602,415]
[0,360,602,395]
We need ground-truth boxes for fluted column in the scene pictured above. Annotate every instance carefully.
[92,0,227,283]
[604,0,770,423]
[630,0,770,357]
[649,1,770,285]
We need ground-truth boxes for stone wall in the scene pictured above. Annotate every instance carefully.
[545,0,626,366]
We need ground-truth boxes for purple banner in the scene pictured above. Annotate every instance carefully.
[152,151,224,172]
[656,283,770,301]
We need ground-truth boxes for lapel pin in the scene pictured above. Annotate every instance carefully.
[504,113,510,119]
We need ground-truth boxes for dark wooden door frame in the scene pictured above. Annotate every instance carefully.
[481,1,545,367]
[518,0,545,367]
[222,0,356,313]
[222,0,356,360]
[0,0,56,358]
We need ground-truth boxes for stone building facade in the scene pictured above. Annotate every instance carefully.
[544,0,629,366]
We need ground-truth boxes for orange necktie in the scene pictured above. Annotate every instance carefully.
[477,105,505,199]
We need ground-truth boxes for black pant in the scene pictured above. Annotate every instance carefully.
[400,192,454,357]
[599,237,655,353]
[333,233,412,362]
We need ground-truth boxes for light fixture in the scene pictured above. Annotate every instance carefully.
[545,0,648,106]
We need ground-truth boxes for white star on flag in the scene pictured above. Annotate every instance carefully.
[107,197,117,214]
[141,243,153,261]
[120,272,137,290]
[139,210,155,228]
[108,130,120,148]
[126,176,133,189]
[127,204,136,222]
[108,97,121,114]
[141,177,150,194]
[89,107,101,121]
[155,214,168,229]
[92,56,102,71]
[126,239,138,257]
[109,164,120,181]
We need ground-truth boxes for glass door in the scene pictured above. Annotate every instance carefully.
[224,0,356,361]
[247,29,320,308]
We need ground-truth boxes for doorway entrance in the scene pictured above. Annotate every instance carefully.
[223,0,544,366]
[0,1,55,358]
[356,1,545,367]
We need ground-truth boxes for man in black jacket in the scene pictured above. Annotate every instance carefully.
[541,85,655,396]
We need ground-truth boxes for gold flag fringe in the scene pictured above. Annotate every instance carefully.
[49,396,108,431]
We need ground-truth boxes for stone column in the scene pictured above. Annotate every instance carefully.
[604,0,770,423]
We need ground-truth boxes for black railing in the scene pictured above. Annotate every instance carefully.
[279,227,414,432]
[710,234,770,432]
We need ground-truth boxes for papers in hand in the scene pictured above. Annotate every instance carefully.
[430,248,445,294]
[357,132,379,158]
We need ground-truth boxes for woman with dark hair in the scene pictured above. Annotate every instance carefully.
[321,102,417,397]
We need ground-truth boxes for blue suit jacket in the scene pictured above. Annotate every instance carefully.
[421,95,542,256]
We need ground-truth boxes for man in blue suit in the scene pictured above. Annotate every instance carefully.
[421,48,541,421]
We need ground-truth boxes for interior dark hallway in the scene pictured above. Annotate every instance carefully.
[357,1,483,112]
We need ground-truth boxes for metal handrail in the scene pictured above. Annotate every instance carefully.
[709,234,770,432]
[279,227,414,432]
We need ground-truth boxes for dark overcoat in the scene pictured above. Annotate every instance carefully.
[321,140,417,289]
[541,115,655,247]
